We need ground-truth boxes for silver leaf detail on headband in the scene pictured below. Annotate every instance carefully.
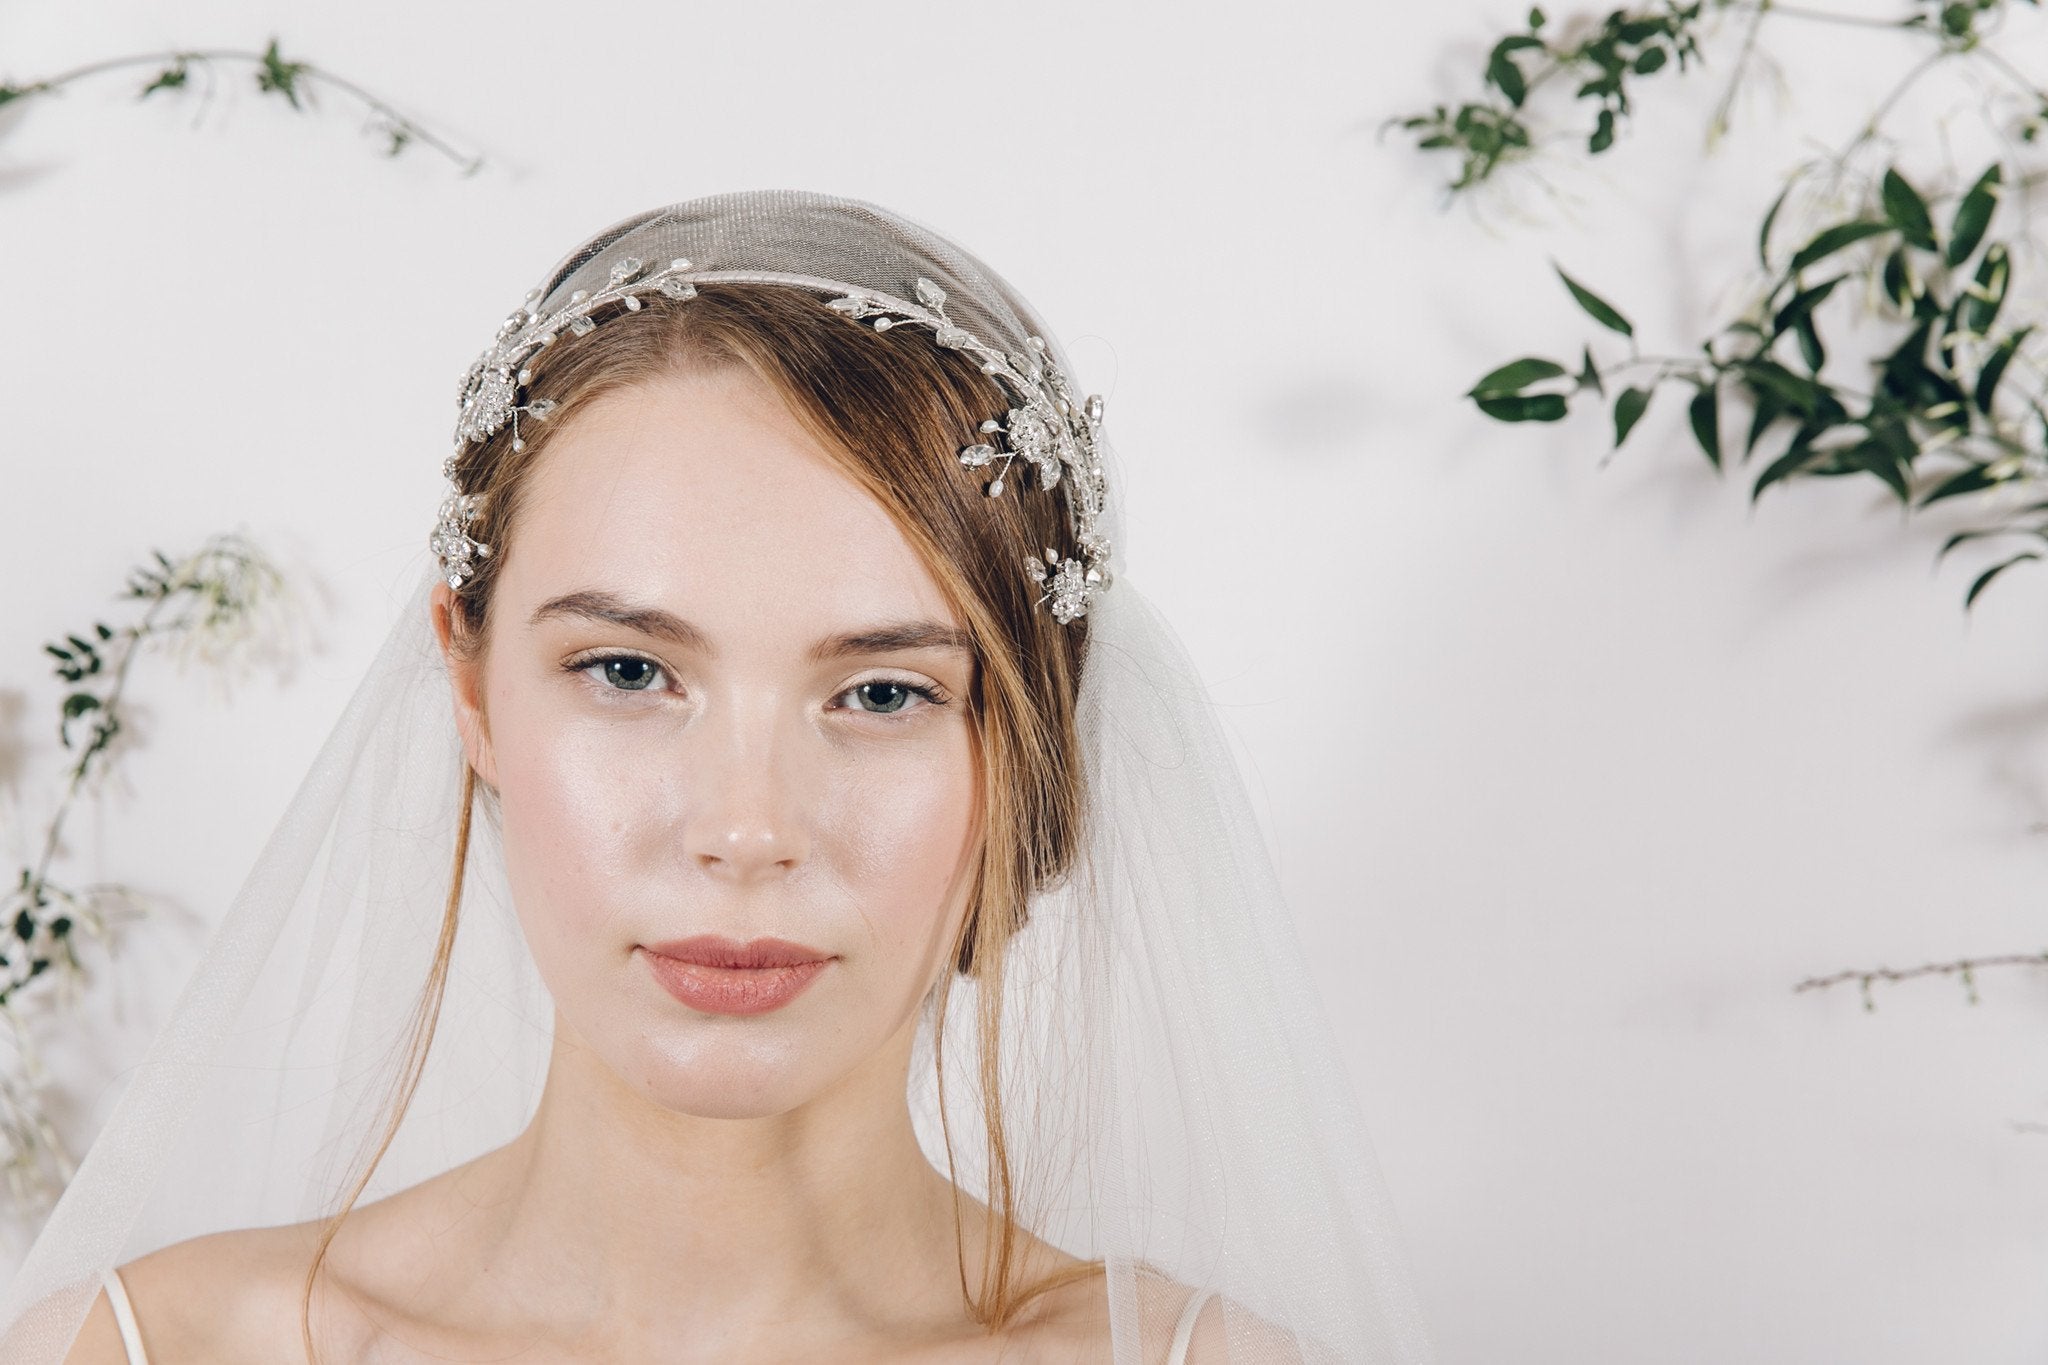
[438,259,1110,624]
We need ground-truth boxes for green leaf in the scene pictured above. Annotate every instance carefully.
[1965,551,2039,611]
[1867,410,1919,472]
[1880,169,1937,251]
[138,61,189,100]
[1590,108,1617,154]
[1633,46,1668,74]
[1794,315,1825,372]
[1941,2,1975,38]
[1771,275,1841,344]
[1918,462,2000,508]
[1789,221,1892,274]
[1939,526,2013,561]
[254,37,310,111]
[1529,6,1546,28]
[1577,344,1604,396]
[1963,243,2010,336]
[1487,44,1529,107]
[1844,439,1912,505]
[1554,264,1633,337]
[1745,386,1786,457]
[1880,319,1934,392]
[1613,386,1653,447]
[1975,326,2033,414]
[1688,385,1721,469]
[1743,360,1839,419]
[1475,393,1570,422]
[62,693,101,720]
[1948,164,2003,267]
[1752,433,1821,502]
[1881,247,1914,308]
[1469,357,1568,397]
[1759,183,1792,269]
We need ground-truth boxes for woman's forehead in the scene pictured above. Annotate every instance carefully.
[508,369,964,643]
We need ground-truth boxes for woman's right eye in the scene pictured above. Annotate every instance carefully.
[572,653,668,693]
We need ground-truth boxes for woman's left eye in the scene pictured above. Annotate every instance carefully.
[574,654,668,692]
[837,678,946,718]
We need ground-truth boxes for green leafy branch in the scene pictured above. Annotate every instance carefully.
[1408,4,2048,1006]
[1,534,293,1205]
[1391,0,2046,191]
[1394,2,1717,189]
[0,37,482,172]
[1471,154,2045,608]
[9,533,291,1010]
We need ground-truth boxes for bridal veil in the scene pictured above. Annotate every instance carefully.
[1,189,1437,1363]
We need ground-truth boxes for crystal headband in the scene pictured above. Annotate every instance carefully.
[432,255,1112,624]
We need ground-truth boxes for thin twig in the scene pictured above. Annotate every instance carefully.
[1794,950,2048,1009]
[1709,1,1775,144]
[3,45,482,173]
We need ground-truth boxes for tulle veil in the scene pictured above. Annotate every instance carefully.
[1,189,1437,1363]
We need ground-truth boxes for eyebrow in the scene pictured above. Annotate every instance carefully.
[528,589,975,662]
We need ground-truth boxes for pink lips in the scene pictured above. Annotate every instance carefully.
[640,935,834,1016]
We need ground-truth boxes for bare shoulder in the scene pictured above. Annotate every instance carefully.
[70,1220,328,1365]
[1002,1261,1305,1365]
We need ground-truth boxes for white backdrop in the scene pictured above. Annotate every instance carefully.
[3,1,2045,1360]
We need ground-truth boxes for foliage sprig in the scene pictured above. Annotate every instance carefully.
[1391,0,2045,188]
[0,37,482,171]
[1405,2,2048,1003]
[2,533,294,1206]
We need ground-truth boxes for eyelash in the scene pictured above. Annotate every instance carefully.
[560,651,951,719]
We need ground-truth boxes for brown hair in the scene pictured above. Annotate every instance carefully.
[300,283,1104,1354]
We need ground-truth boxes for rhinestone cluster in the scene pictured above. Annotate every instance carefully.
[434,255,1110,622]
[823,277,1110,624]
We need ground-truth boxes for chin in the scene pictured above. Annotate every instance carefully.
[620,1029,831,1121]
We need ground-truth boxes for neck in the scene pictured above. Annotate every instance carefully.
[453,1005,980,1347]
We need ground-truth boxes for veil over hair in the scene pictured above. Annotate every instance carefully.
[1,189,1437,1363]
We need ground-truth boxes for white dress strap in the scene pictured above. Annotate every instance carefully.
[100,1268,149,1365]
[1167,1287,1216,1365]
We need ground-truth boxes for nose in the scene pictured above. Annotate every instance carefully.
[680,699,811,883]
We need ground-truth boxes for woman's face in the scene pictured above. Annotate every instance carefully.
[433,365,983,1120]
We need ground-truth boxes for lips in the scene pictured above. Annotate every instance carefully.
[639,935,835,1016]
[644,935,832,968]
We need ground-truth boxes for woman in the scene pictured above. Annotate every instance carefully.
[7,191,1435,1363]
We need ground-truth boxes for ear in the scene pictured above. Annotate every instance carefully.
[431,582,499,790]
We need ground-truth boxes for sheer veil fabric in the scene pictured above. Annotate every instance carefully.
[1,190,1437,1363]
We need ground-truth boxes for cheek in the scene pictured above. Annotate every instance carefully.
[824,727,981,949]
[489,685,644,954]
